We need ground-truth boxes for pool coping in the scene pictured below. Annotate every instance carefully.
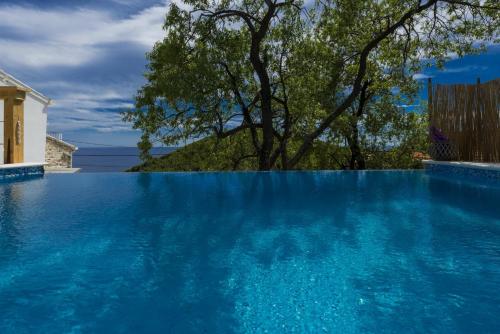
[0,162,46,180]
[0,162,46,170]
[423,160,500,182]
[422,160,500,171]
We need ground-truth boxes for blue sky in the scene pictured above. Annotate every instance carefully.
[0,1,498,147]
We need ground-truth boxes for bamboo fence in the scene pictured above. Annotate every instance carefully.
[429,78,500,163]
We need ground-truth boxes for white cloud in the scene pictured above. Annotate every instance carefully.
[44,80,138,132]
[443,65,488,73]
[0,2,173,136]
[412,73,434,80]
[48,103,131,133]
[0,2,169,68]
[398,104,419,109]
[0,39,98,68]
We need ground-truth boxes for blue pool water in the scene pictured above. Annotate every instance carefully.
[0,171,499,333]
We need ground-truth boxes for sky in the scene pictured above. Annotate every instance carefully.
[0,0,498,147]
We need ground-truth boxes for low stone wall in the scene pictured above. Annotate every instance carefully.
[45,136,76,168]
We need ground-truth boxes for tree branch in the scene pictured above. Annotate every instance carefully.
[215,123,263,139]
[219,62,262,153]
[441,0,500,11]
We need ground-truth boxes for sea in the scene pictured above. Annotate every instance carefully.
[73,147,176,172]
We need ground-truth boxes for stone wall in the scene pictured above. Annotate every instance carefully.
[45,136,76,168]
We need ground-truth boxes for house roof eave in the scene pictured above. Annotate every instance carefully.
[0,69,52,105]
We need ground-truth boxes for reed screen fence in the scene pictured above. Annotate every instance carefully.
[429,78,500,163]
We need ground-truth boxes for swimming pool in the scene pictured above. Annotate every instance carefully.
[0,171,499,333]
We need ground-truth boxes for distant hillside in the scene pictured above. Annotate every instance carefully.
[128,132,424,172]
[127,133,344,172]
[128,135,257,172]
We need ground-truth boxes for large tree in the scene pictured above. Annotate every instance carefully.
[125,0,499,170]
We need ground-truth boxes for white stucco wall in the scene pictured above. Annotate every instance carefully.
[0,75,49,164]
[23,96,48,163]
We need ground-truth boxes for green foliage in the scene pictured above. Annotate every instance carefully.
[327,89,430,169]
[363,110,429,169]
[128,136,341,172]
[130,108,428,171]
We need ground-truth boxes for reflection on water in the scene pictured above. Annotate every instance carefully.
[0,171,499,333]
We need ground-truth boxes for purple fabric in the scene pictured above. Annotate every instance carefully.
[430,126,449,143]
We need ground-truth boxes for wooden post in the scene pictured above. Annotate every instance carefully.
[0,87,28,164]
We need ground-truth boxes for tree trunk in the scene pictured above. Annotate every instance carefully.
[347,120,365,170]
[249,4,276,171]
[258,90,274,170]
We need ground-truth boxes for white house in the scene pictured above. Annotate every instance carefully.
[0,69,50,166]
